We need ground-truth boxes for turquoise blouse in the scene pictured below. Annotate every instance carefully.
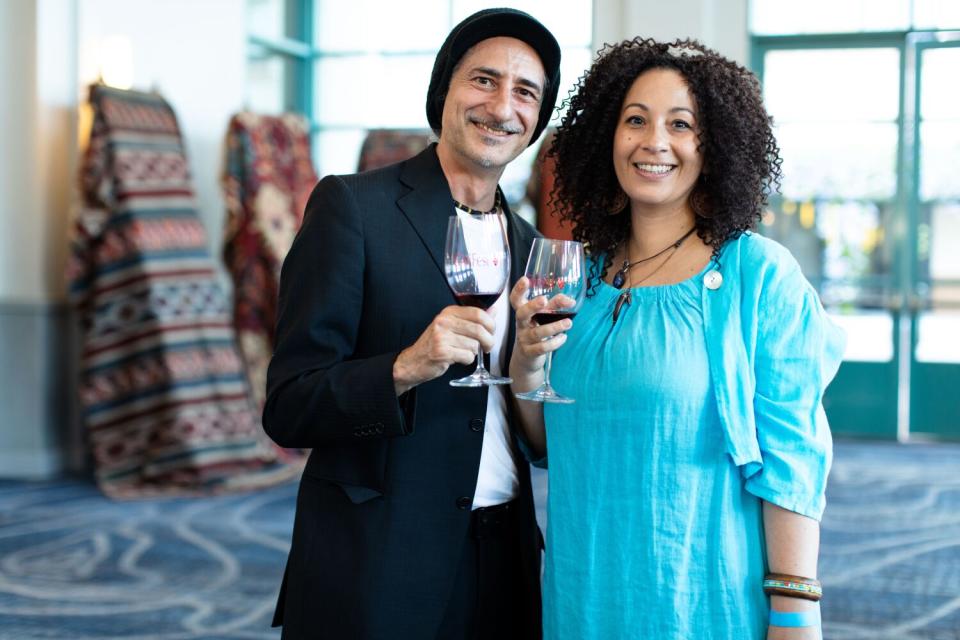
[539,233,845,639]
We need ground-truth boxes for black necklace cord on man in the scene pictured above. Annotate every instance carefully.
[453,190,502,215]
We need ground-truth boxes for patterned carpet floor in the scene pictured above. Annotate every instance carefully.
[0,440,957,639]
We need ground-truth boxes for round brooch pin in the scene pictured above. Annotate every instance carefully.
[704,269,723,290]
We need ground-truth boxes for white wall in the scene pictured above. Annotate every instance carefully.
[77,0,247,266]
[594,0,749,65]
[0,1,44,303]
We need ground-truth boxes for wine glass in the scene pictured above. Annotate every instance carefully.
[514,238,585,404]
[444,213,512,387]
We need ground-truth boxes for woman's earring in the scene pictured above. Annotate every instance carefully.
[691,186,711,219]
[607,190,629,215]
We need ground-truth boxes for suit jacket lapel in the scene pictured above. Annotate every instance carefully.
[396,144,452,283]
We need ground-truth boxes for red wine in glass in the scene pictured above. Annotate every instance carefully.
[456,292,502,309]
[532,311,578,325]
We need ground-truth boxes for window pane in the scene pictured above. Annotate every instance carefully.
[913,0,960,29]
[763,49,900,123]
[776,122,898,200]
[315,128,367,177]
[554,47,593,122]
[452,0,592,47]
[817,202,888,283]
[916,311,960,363]
[315,0,449,52]
[920,122,960,201]
[920,48,960,121]
[829,312,894,362]
[315,54,435,128]
[246,46,300,114]
[751,0,909,34]
[248,0,304,42]
[920,48,960,202]
[927,203,960,280]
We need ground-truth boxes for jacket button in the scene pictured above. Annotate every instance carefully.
[469,418,484,432]
[456,496,472,510]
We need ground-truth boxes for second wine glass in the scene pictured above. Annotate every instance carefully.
[514,238,585,404]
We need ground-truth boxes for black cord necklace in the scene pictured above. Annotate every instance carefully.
[612,227,697,289]
[453,190,502,215]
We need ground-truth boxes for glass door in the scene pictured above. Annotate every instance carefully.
[756,39,903,439]
[909,33,960,439]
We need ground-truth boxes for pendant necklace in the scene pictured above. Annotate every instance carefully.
[611,227,696,325]
[612,226,696,289]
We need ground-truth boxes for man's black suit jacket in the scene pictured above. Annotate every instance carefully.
[263,144,542,639]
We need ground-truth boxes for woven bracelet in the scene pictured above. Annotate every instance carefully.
[763,573,822,602]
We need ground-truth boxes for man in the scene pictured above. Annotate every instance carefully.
[262,8,561,639]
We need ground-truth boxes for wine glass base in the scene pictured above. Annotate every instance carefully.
[514,386,575,404]
[450,373,513,387]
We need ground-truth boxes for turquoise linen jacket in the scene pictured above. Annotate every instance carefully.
[703,232,846,521]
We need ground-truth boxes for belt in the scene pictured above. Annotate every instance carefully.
[470,499,519,540]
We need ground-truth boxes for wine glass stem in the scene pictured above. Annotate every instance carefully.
[474,345,488,375]
[543,351,554,390]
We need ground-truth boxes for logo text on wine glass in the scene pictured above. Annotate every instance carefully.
[528,275,580,289]
[450,254,505,270]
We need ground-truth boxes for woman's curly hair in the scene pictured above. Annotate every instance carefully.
[549,38,782,294]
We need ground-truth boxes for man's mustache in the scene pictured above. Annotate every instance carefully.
[468,117,523,135]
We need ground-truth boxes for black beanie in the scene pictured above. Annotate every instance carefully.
[426,8,561,146]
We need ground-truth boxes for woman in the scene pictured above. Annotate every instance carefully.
[509,39,845,640]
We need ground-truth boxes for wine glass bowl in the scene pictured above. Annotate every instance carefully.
[444,213,512,387]
[514,239,585,403]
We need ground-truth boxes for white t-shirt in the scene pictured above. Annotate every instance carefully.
[471,281,518,508]
[454,209,519,509]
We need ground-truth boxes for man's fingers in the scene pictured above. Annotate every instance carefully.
[443,305,496,334]
[438,313,495,348]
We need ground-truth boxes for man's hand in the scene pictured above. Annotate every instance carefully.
[393,305,495,395]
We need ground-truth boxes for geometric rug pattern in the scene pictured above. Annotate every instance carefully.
[1,440,958,639]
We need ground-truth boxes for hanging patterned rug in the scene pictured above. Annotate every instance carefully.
[67,85,300,498]
[222,112,316,417]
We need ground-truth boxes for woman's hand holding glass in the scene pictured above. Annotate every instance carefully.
[510,238,585,404]
[509,282,574,380]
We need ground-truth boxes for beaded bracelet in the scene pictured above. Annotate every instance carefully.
[763,573,822,602]
[769,606,821,628]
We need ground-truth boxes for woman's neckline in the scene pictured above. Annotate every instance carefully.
[596,252,715,293]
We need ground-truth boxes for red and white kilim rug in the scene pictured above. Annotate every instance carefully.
[222,112,316,417]
[67,85,301,498]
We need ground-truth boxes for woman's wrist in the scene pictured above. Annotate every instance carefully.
[770,595,818,612]
[509,366,544,393]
